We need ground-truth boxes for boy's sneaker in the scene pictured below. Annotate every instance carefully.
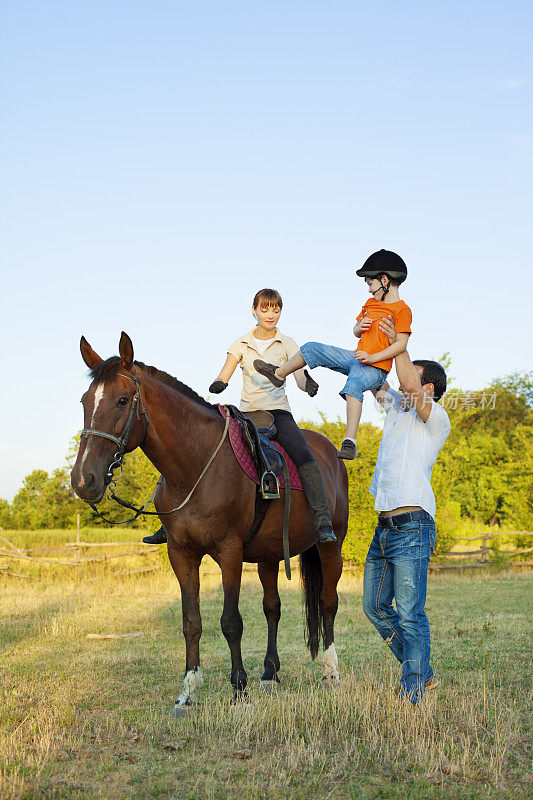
[253,360,285,387]
[338,439,357,460]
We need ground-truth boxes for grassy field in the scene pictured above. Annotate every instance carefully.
[0,531,531,800]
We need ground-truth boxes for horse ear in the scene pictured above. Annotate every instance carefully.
[119,331,134,369]
[80,336,103,368]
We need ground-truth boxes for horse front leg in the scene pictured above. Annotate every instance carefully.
[167,543,203,717]
[258,560,281,690]
[217,541,247,702]
[319,545,344,683]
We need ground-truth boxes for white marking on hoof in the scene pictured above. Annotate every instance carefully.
[171,702,194,718]
[322,644,340,682]
[259,679,279,692]
[175,666,203,708]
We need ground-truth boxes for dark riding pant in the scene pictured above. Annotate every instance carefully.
[270,409,314,468]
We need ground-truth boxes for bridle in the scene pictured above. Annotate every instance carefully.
[79,366,230,526]
[81,366,148,495]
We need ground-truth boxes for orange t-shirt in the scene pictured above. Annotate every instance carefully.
[355,298,412,372]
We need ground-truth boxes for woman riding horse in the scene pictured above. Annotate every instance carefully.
[145,288,336,546]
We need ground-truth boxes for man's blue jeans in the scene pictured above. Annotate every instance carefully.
[299,341,387,402]
[362,511,436,703]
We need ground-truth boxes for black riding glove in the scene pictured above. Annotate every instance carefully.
[209,380,228,394]
[304,369,319,397]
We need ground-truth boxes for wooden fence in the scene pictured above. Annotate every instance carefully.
[429,531,533,570]
[0,514,162,577]
[1,525,532,578]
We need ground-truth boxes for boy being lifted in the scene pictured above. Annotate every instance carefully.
[255,249,412,459]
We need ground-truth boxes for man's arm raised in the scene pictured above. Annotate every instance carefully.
[379,315,433,422]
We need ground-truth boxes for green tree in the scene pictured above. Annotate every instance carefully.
[0,498,13,529]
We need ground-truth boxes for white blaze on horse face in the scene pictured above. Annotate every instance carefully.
[79,382,106,485]
[90,383,106,427]
[323,643,340,681]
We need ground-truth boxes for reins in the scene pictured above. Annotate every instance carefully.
[82,368,230,526]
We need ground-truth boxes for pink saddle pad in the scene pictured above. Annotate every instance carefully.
[217,405,303,491]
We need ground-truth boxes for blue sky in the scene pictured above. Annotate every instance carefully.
[1,1,531,501]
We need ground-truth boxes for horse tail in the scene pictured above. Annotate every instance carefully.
[299,545,323,660]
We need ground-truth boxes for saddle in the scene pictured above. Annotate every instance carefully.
[226,406,282,499]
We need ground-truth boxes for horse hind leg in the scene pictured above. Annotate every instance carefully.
[218,543,248,702]
[319,544,343,683]
[258,560,281,690]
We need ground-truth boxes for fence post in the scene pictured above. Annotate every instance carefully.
[479,533,488,565]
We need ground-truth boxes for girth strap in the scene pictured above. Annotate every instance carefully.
[280,455,292,580]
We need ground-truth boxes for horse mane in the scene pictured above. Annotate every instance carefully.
[89,357,216,411]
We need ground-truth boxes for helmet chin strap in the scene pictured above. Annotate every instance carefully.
[371,278,389,301]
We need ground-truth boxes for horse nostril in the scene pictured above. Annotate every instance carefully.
[85,472,95,487]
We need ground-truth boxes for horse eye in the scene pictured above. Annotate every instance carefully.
[117,397,129,406]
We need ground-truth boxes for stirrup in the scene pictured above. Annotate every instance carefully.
[260,470,280,500]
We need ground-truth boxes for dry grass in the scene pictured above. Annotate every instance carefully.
[0,545,531,799]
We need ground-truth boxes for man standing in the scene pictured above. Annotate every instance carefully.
[362,316,451,703]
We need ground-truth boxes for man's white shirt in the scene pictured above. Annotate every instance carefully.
[369,387,451,519]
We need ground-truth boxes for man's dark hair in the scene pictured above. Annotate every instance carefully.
[412,360,447,402]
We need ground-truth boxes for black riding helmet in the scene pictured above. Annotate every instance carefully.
[356,249,407,301]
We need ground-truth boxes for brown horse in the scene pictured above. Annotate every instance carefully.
[71,333,349,715]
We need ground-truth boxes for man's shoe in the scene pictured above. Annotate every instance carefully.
[316,525,337,543]
[142,527,167,545]
[394,676,439,697]
[338,439,357,460]
[253,360,285,387]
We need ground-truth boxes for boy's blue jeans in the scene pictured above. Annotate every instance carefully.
[299,341,387,402]
[362,511,436,703]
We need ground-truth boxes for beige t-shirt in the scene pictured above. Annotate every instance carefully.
[228,329,300,412]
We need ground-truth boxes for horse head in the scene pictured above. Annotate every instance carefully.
[71,332,146,503]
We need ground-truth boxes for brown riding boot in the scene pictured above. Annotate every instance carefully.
[298,461,337,543]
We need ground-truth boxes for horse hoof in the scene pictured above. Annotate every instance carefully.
[171,703,193,718]
[259,679,279,693]
[231,691,252,707]
[321,674,340,688]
